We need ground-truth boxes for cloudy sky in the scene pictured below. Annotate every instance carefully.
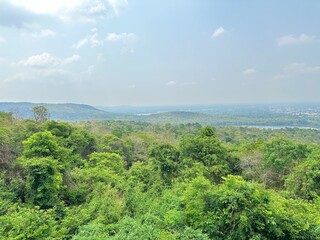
[0,0,319,106]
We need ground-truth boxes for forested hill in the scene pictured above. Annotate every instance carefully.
[0,102,126,121]
[1,112,320,239]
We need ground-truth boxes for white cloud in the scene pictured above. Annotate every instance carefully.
[166,81,177,86]
[19,53,80,68]
[108,0,128,15]
[70,0,109,22]
[273,62,320,80]
[88,1,107,14]
[277,34,315,46]
[8,0,128,22]
[32,29,56,38]
[8,0,81,14]
[4,68,69,84]
[284,63,320,74]
[63,55,81,64]
[72,0,128,21]
[242,68,257,75]
[7,0,125,24]
[212,27,225,38]
[106,33,122,41]
[73,28,103,49]
[20,53,61,67]
[72,38,88,49]
[106,32,138,43]
[106,32,138,54]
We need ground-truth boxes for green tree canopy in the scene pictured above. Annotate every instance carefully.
[285,149,320,200]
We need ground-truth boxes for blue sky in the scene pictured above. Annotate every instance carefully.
[0,0,319,106]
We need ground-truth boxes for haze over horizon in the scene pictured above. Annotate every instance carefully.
[0,1,319,106]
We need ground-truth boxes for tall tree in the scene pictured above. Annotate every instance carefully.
[32,106,49,124]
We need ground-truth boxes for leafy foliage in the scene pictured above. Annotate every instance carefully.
[0,115,320,239]
[285,149,320,200]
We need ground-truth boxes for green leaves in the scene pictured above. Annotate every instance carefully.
[21,157,62,209]
[22,131,61,159]
[0,205,66,239]
[1,117,320,239]
[262,137,309,189]
[180,127,237,183]
[180,175,319,239]
[149,144,180,183]
[285,149,320,200]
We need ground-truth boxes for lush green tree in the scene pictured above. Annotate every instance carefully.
[174,227,210,240]
[285,149,320,200]
[0,205,65,239]
[104,217,161,240]
[180,127,233,182]
[97,134,133,168]
[84,183,124,225]
[72,223,109,240]
[44,121,96,165]
[149,143,180,183]
[45,120,74,138]
[70,152,125,200]
[181,175,318,239]
[20,157,62,208]
[18,131,69,208]
[0,172,17,201]
[127,161,155,187]
[66,129,96,158]
[88,152,124,174]
[22,131,62,159]
[262,137,309,188]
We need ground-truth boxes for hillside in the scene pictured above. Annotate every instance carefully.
[1,102,320,128]
[0,102,126,121]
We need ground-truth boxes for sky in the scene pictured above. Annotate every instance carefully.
[0,0,319,106]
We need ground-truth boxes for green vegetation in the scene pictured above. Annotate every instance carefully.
[0,112,320,239]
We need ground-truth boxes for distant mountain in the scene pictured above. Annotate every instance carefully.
[1,102,320,128]
[0,102,127,121]
[0,102,217,123]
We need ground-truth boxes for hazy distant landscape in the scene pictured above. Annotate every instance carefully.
[1,101,320,128]
[1,0,320,239]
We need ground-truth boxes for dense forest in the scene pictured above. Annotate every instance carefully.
[1,110,320,239]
